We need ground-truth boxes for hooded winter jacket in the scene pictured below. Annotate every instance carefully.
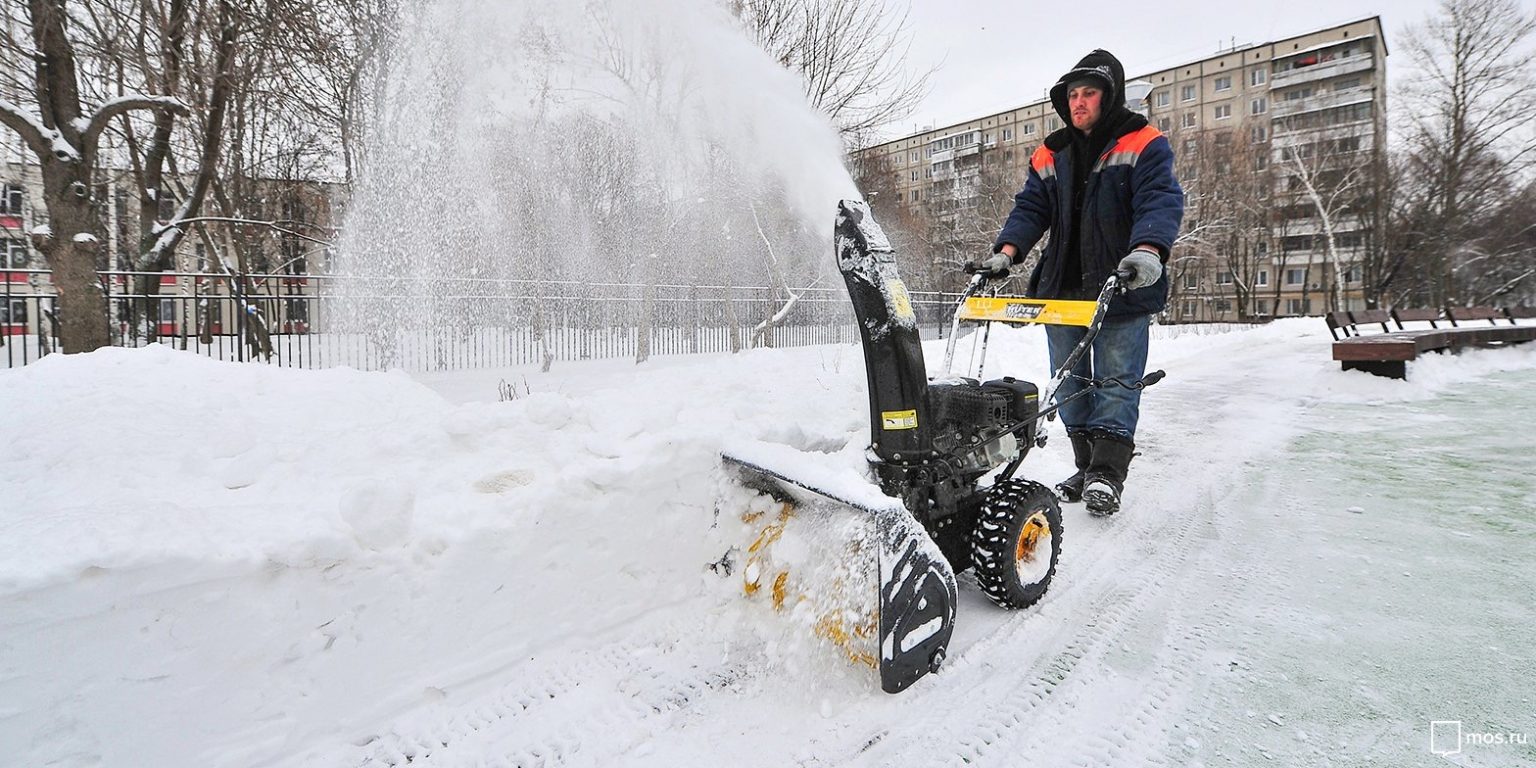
[994,50,1185,317]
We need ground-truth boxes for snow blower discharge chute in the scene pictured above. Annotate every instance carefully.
[722,199,1164,694]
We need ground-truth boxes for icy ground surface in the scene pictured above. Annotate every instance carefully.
[3,320,1534,767]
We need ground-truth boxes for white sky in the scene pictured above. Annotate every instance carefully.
[890,0,1447,138]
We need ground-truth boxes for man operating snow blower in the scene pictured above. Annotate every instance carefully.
[975,49,1185,516]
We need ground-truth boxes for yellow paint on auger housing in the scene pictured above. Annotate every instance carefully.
[958,297,1099,327]
[740,501,879,670]
[887,279,915,321]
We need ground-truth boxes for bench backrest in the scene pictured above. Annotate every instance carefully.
[1391,307,1441,328]
[1349,309,1393,332]
[1447,306,1507,326]
[1325,311,1355,340]
[1505,306,1536,321]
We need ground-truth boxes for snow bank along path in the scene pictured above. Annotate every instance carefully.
[2,322,1533,767]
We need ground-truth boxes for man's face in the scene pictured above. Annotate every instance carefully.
[1069,85,1103,132]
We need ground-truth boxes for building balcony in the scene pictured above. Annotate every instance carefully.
[1270,121,1376,145]
[1274,215,1367,237]
[1269,53,1375,90]
[1270,87,1375,119]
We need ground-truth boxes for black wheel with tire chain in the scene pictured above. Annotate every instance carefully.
[969,480,1063,610]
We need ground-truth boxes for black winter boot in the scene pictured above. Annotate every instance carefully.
[1082,434,1135,516]
[1054,432,1095,503]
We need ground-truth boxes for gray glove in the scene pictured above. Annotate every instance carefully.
[969,252,1013,277]
[1117,248,1163,291]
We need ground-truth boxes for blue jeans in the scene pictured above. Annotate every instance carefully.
[1044,313,1152,441]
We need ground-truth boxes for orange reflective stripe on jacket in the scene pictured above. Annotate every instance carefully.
[1095,125,1163,172]
[1031,145,1056,179]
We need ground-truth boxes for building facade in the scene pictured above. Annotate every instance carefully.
[0,157,338,345]
[856,17,1387,322]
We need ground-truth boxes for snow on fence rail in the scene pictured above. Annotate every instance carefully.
[1,270,1259,371]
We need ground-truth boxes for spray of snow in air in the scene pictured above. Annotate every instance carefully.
[334,0,860,358]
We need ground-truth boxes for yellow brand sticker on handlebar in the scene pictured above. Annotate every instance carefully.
[881,409,918,430]
[887,279,915,321]
[958,297,1098,327]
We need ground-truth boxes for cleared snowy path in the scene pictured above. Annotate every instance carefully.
[301,325,1533,767]
[3,323,1533,767]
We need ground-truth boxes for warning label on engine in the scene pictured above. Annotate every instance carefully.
[881,409,919,430]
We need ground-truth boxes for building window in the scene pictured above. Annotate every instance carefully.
[1285,267,1307,285]
[1,298,27,326]
[1182,300,1197,316]
[1002,127,1013,141]
[1216,271,1234,285]
[1022,123,1037,136]
[1256,269,1269,287]
[1285,298,1311,315]
[1182,112,1197,128]
[910,170,918,182]
[1183,273,1198,289]
[1253,147,1269,167]
[1181,84,1197,102]
[1251,97,1267,115]
[1158,117,1171,132]
[3,239,28,268]
[1216,299,1232,313]
[1155,90,1170,107]
[912,189,920,202]
[1344,265,1363,284]
[1335,77,1361,91]
[1214,104,1232,120]
[1214,75,1232,92]
[0,184,22,216]
[1250,67,1267,87]
[1285,86,1313,101]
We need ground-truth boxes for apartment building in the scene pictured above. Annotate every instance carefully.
[857,17,1387,322]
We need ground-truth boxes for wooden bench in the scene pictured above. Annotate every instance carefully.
[1329,306,1536,379]
[1325,309,1392,340]
[1391,307,1442,329]
[1446,305,1514,327]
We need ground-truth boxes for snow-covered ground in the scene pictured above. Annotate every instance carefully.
[3,320,1534,767]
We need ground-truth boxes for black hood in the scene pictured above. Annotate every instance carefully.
[1049,49,1127,127]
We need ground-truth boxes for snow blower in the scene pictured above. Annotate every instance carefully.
[722,199,1164,693]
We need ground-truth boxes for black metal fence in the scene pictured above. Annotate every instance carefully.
[1,270,972,371]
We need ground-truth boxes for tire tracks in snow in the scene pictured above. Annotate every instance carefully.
[316,628,750,768]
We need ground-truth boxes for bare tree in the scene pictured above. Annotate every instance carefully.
[1278,135,1373,312]
[731,0,930,142]
[1393,0,1536,306]
[0,0,187,352]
